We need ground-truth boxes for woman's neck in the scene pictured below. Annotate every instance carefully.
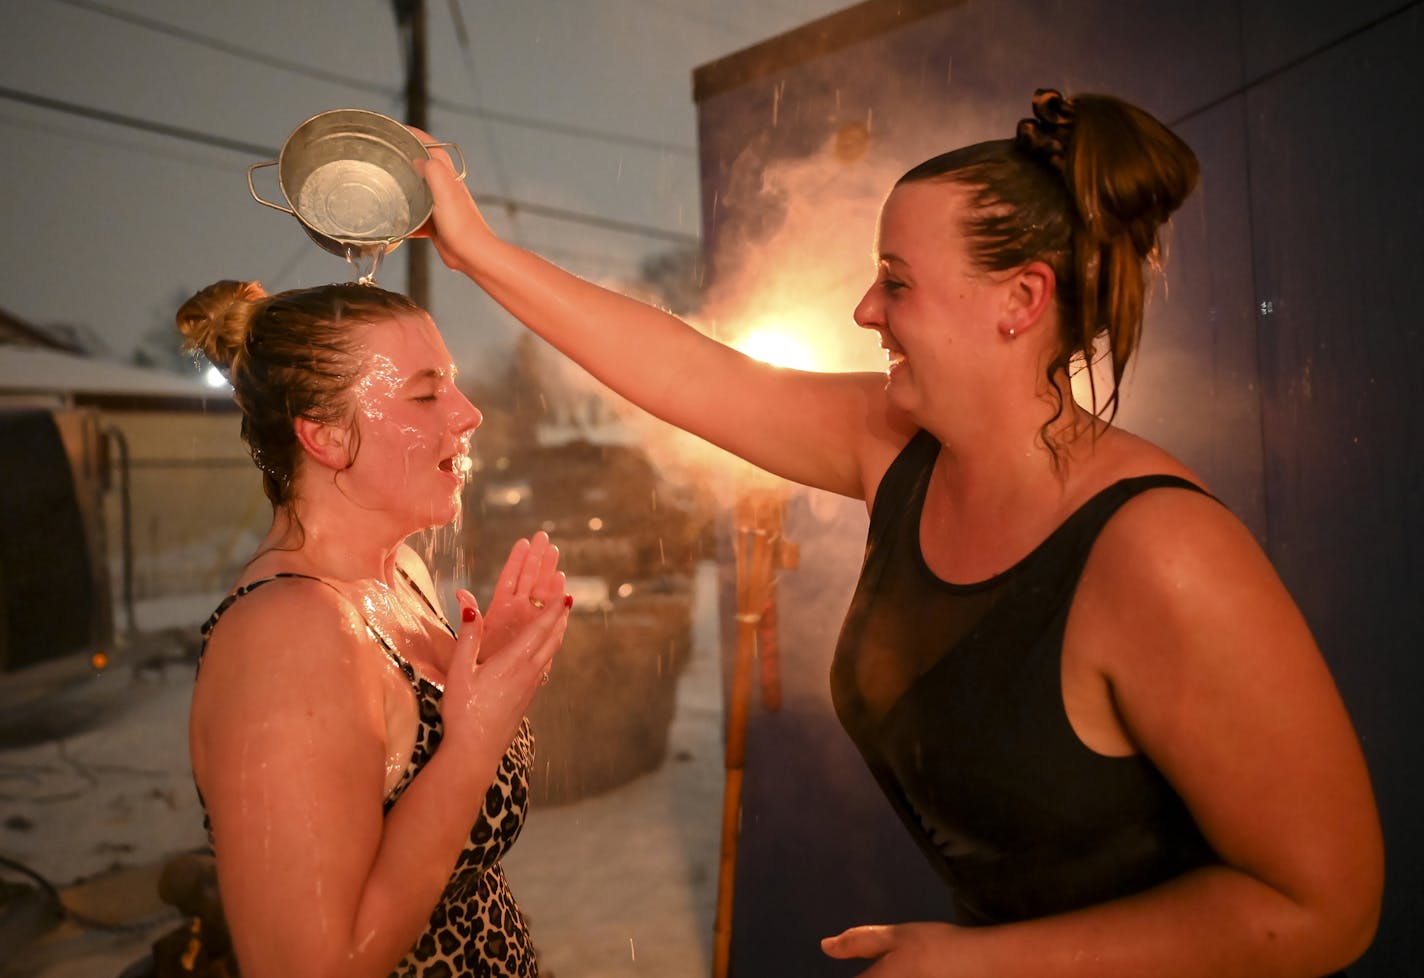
[250,504,407,585]
[926,377,1102,502]
[916,392,1115,583]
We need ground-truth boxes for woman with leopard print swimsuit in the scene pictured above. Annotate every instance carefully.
[200,570,539,976]
[178,280,570,978]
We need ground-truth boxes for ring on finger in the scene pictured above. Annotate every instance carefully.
[529,596,546,610]
[540,671,551,686]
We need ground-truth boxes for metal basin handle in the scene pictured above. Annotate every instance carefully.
[423,141,468,181]
[247,160,295,216]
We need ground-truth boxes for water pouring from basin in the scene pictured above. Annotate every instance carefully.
[248,108,466,285]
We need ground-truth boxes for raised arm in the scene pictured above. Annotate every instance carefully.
[414,152,907,500]
[190,574,567,978]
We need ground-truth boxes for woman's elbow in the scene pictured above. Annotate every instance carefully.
[1308,836,1385,971]
[1336,867,1384,966]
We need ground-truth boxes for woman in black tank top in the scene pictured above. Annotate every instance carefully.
[413,88,1382,977]
[177,280,571,978]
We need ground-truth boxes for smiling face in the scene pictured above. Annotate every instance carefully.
[340,312,482,530]
[853,179,1012,421]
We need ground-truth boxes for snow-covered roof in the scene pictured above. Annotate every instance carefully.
[0,345,234,409]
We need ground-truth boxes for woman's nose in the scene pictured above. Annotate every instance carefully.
[452,392,482,433]
[852,285,880,329]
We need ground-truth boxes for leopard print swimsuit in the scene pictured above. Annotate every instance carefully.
[198,572,539,977]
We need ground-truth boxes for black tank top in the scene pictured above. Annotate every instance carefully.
[831,429,1218,925]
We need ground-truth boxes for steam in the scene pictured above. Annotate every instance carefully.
[528,125,914,511]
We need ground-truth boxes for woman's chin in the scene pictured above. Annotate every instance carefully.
[428,493,464,528]
[392,497,462,537]
[884,370,919,413]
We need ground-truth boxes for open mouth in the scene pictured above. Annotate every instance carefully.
[439,454,473,477]
[879,331,905,370]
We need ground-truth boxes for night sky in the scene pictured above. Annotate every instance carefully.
[0,0,851,380]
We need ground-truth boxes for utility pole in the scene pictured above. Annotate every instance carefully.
[394,0,430,307]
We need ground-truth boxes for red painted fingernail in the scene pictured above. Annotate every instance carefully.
[462,606,477,623]
[563,594,574,609]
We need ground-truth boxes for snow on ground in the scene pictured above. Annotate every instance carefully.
[1,567,724,977]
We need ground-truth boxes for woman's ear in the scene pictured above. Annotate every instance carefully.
[999,261,1056,339]
[293,416,352,471]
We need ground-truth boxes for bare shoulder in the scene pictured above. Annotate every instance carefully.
[1090,424,1202,485]
[200,576,372,677]
[1064,416,1313,681]
[1072,426,1242,586]
[192,577,382,735]
[1083,479,1279,639]
[1073,461,1330,740]
[191,576,388,790]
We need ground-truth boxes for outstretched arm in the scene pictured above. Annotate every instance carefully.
[413,150,908,500]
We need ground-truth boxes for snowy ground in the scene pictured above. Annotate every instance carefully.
[0,564,725,978]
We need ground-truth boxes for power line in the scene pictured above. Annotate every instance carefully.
[46,0,693,156]
[477,194,696,245]
[0,83,698,246]
[0,83,278,157]
[48,0,389,94]
[444,0,524,246]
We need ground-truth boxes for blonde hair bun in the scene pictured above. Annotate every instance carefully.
[175,279,268,372]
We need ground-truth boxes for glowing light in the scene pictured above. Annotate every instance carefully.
[90,650,109,671]
[204,365,231,388]
[733,327,817,370]
[587,516,604,531]
[616,582,634,598]
[483,480,530,509]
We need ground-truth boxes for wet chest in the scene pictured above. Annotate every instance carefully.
[343,581,456,794]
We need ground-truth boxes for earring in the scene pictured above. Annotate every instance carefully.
[1007,327,1017,339]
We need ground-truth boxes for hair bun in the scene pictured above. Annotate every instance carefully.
[175,280,268,372]
[1016,88,1076,172]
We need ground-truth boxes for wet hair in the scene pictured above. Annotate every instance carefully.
[175,280,424,509]
[899,89,1198,453]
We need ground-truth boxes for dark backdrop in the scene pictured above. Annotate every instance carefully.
[694,1,1422,974]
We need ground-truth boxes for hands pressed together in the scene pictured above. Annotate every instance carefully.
[440,532,569,755]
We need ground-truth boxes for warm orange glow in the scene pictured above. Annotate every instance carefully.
[638,309,849,498]
[733,326,817,370]
[90,650,109,671]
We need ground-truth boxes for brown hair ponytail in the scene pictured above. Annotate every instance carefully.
[1054,91,1199,420]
